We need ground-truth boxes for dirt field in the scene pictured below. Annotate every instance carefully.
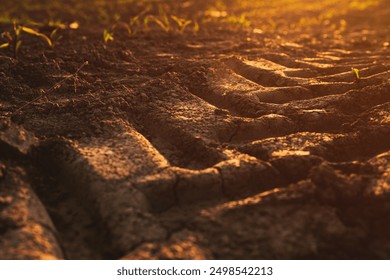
[0,0,389,259]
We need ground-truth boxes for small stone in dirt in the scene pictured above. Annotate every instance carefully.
[0,119,38,156]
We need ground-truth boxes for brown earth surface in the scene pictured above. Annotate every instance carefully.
[0,0,390,259]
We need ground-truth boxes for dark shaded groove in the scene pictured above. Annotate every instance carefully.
[29,147,113,260]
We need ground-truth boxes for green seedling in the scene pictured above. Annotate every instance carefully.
[151,4,172,33]
[49,27,63,48]
[147,14,194,34]
[151,14,171,33]
[171,15,192,34]
[21,26,53,48]
[143,15,151,32]
[193,19,200,33]
[226,14,251,29]
[0,42,9,49]
[48,19,67,30]
[114,15,143,36]
[128,7,150,35]
[102,8,151,43]
[128,15,141,35]
[0,22,53,57]
[103,28,114,44]
[351,67,360,81]
[1,22,23,58]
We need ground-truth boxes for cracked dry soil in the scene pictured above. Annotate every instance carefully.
[0,1,390,259]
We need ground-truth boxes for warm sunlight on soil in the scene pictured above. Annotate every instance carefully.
[0,0,389,260]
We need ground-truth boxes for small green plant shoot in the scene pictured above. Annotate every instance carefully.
[103,28,114,44]
[0,22,53,57]
[21,26,52,48]
[170,15,192,34]
[1,23,23,58]
[48,27,63,49]
[351,67,360,80]
[150,14,171,33]
[128,8,150,35]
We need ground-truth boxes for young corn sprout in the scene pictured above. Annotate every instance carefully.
[170,15,192,34]
[49,27,63,49]
[103,28,114,44]
[21,26,52,48]
[1,23,23,58]
[151,14,171,33]
[0,22,53,58]
[351,67,360,81]
[128,8,150,35]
